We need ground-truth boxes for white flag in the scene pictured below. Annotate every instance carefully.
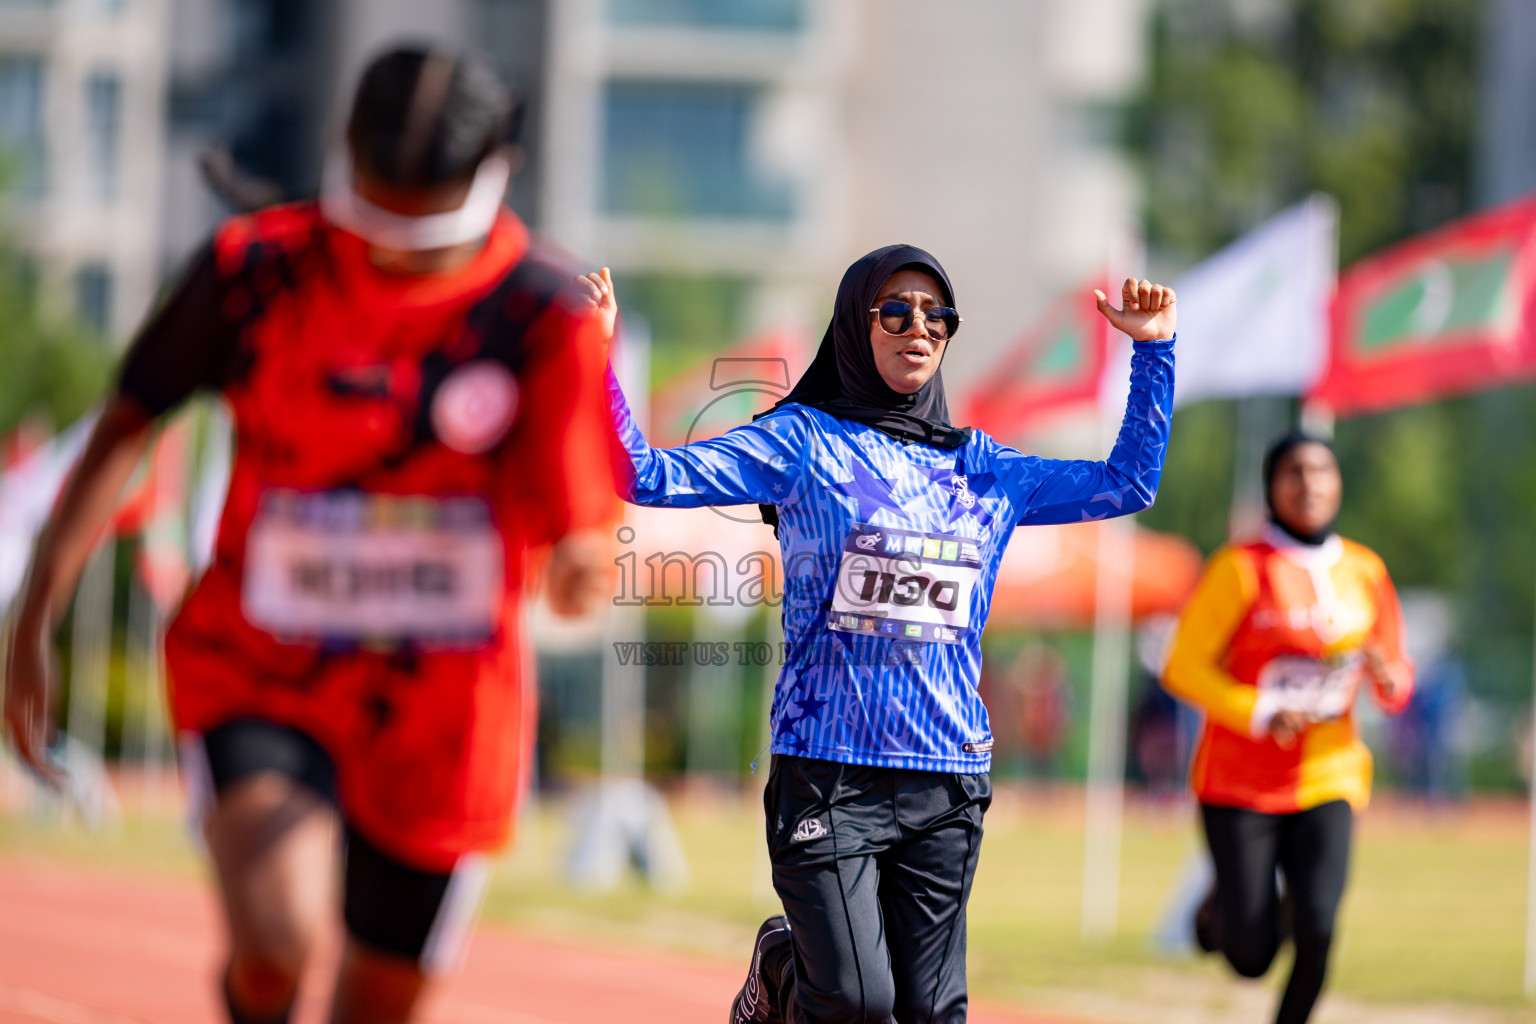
[1101,194,1338,409]
[0,413,96,614]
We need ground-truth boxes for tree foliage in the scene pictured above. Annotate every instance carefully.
[1131,2,1536,751]
[1131,0,1481,266]
[0,247,110,437]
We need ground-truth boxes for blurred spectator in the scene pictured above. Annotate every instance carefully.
[1388,655,1467,802]
[1130,615,1186,796]
[1013,645,1071,780]
[1388,592,1468,802]
[1130,683,1183,796]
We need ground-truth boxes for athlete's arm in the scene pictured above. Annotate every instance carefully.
[1362,557,1414,713]
[1002,280,1175,526]
[608,367,810,507]
[1161,547,1271,737]
[575,267,812,509]
[1001,338,1174,525]
[4,245,238,778]
[5,400,155,779]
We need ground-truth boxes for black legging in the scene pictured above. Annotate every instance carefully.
[766,756,991,1024]
[1201,800,1352,1024]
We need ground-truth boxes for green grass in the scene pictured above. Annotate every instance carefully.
[2,788,1531,1014]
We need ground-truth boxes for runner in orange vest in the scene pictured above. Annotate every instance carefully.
[1162,430,1413,1024]
[4,47,616,1024]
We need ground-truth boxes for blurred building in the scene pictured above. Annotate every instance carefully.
[0,0,1147,368]
[0,0,170,340]
[1479,0,1536,208]
[543,0,1148,386]
[160,0,546,276]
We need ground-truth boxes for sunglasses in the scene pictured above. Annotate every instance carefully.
[869,300,962,342]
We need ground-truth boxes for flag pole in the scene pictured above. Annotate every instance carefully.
[753,608,782,907]
[67,542,113,762]
[1082,234,1145,943]
[1081,510,1135,942]
[1524,552,1536,997]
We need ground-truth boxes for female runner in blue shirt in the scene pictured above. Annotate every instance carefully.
[579,246,1176,1024]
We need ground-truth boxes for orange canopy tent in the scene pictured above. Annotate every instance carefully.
[989,520,1203,629]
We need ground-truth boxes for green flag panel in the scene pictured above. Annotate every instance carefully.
[1357,250,1515,353]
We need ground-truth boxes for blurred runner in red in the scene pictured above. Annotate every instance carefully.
[3,47,616,1024]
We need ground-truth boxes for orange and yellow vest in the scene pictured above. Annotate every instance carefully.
[1163,531,1413,813]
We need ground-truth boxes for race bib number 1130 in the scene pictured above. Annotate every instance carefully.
[827,524,982,645]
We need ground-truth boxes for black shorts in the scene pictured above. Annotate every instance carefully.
[188,718,491,971]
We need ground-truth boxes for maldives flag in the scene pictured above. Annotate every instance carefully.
[1310,196,1536,416]
[962,281,1108,441]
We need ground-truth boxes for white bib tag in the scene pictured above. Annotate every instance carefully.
[827,524,982,645]
[1255,653,1362,722]
[242,490,503,644]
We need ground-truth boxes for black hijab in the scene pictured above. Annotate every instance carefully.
[1262,429,1338,545]
[757,244,971,531]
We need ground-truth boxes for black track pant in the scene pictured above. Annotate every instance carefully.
[1201,800,1353,1024]
[765,755,991,1024]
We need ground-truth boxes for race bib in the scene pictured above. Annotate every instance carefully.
[827,524,982,645]
[1256,653,1363,722]
[242,490,504,644]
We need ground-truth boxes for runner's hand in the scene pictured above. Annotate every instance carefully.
[545,530,609,618]
[3,615,65,787]
[574,268,618,343]
[1269,709,1309,749]
[1362,643,1408,703]
[1094,278,1177,342]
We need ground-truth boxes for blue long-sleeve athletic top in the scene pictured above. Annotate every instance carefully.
[610,338,1175,773]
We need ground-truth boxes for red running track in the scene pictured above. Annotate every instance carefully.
[0,860,1080,1024]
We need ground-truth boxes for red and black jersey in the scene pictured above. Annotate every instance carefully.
[119,203,618,869]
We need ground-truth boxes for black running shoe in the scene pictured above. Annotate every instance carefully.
[729,915,792,1024]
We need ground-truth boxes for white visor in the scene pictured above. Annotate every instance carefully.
[320,152,511,252]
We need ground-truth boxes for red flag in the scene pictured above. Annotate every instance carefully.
[1,415,50,470]
[962,281,1108,441]
[1310,196,1536,416]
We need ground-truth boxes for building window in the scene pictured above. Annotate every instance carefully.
[85,72,120,202]
[75,263,113,336]
[604,81,793,221]
[607,0,801,31]
[0,56,45,199]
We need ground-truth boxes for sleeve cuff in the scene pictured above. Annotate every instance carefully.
[1249,690,1281,739]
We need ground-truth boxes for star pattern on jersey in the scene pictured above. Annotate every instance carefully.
[775,678,828,750]
[1060,462,1093,486]
[824,456,905,523]
[1092,484,1134,510]
[792,694,828,719]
